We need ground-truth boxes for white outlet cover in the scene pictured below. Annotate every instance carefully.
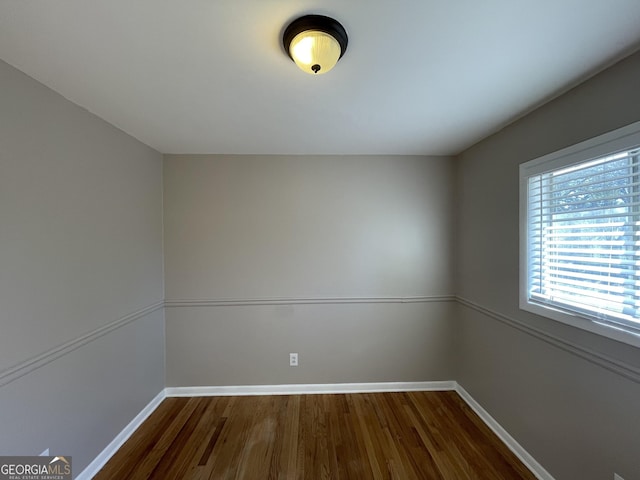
[289,353,298,366]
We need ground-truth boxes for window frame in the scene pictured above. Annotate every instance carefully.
[519,121,640,348]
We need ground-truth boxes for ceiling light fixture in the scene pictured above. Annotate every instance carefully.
[283,15,348,75]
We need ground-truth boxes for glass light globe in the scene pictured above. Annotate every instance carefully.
[289,30,341,74]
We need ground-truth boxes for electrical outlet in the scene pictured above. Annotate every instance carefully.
[39,449,49,456]
[289,353,298,367]
[614,474,624,480]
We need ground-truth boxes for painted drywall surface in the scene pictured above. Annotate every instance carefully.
[455,50,640,480]
[164,154,455,385]
[164,155,454,299]
[0,60,164,369]
[0,59,164,475]
[166,302,455,387]
[0,310,164,472]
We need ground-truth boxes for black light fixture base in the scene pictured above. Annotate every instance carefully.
[283,15,348,61]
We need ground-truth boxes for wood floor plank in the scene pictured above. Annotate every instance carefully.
[235,396,279,480]
[350,394,386,480]
[379,394,430,480]
[186,398,231,480]
[199,416,227,466]
[96,391,538,480]
[403,398,455,479]
[206,396,258,479]
[92,397,182,480]
[281,395,300,479]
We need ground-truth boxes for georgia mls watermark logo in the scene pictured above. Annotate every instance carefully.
[0,456,71,480]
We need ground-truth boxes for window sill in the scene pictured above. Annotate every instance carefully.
[520,299,640,349]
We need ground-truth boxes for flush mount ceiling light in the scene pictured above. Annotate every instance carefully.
[283,15,348,75]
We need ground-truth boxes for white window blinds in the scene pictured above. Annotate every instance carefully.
[527,149,640,330]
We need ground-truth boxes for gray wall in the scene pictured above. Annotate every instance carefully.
[0,59,165,476]
[164,155,456,386]
[455,50,640,480]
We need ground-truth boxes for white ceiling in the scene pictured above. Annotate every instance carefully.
[1,1,639,156]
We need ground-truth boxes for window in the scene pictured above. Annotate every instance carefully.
[520,122,640,347]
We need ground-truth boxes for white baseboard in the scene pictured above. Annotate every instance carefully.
[164,380,456,397]
[454,383,554,480]
[76,389,166,480]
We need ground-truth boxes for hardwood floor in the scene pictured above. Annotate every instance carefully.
[95,391,537,479]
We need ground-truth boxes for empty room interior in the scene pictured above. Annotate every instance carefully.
[1,1,639,479]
